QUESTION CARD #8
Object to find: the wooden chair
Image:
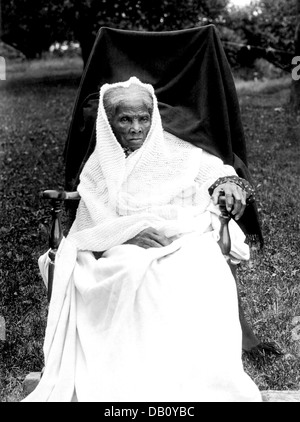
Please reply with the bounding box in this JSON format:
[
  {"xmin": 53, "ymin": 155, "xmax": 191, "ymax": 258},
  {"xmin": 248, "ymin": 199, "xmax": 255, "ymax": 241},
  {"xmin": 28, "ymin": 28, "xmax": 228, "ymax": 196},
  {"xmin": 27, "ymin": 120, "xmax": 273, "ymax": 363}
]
[
  {"xmin": 40, "ymin": 24, "xmax": 282, "ymax": 358},
  {"xmin": 23, "ymin": 24, "xmax": 284, "ymax": 399}
]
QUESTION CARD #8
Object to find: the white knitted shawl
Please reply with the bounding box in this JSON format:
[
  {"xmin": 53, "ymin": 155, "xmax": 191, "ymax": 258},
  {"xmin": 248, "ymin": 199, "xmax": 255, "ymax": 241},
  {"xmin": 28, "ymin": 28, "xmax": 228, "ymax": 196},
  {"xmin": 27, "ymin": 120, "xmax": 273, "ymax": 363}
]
[{"xmin": 68, "ymin": 77, "xmax": 236, "ymax": 252}]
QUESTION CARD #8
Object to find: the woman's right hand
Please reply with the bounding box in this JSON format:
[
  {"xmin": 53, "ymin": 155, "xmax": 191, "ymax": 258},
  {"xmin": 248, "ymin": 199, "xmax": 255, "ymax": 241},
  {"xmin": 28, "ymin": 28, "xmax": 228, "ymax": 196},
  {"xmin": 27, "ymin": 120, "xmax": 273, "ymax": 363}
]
[{"xmin": 124, "ymin": 227, "xmax": 173, "ymax": 249}]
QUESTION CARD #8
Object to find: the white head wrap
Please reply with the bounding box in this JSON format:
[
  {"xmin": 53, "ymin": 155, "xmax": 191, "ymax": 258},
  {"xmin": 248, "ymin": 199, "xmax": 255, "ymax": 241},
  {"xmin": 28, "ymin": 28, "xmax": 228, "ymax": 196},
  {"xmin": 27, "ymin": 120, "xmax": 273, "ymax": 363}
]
[{"xmin": 68, "ymin": 77, "xmax": 213, "ymax": 251}]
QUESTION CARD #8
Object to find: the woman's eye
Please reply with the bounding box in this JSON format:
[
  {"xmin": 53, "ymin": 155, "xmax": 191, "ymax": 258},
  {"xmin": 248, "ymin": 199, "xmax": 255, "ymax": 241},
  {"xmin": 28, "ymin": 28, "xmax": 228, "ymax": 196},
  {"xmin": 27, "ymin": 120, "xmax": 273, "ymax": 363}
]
[
  {"xmin": 142, "ymin": 116, "xmax": 149, "ymax": 122},
  {"xmin": 120, "ymin": 117, "xmax": 129, "ymax": 123}
]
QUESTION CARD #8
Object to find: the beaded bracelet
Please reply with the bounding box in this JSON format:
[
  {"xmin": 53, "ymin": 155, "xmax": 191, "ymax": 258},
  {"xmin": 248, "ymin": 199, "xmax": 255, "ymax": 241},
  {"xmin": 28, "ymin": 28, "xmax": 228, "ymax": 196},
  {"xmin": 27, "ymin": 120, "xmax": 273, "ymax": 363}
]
[{"xmin": 208, "ymin": 175, "xmax": 255, "ymax": 203}]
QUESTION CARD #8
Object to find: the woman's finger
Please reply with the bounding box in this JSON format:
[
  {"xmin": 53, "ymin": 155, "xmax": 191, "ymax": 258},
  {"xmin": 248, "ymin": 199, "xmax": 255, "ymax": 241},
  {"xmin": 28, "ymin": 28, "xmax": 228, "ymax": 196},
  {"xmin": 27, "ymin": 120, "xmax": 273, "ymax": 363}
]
[
  {"xmin": 148, "ymin": 231, "xmax": 172, "ymax": 247},
  {"xmin": 138, "ymin": 227, "xmax": 172, "ymax": 247},
  {"xmin": 231, "ymin": 186, "xmax": 247, "ymax": 220},
  {"xmin": 211, "ymin": 182, "xmax": 247, "ymax": 220},
  {"xmin": 211, "ymin": 185, "xmax": 225, "ymax": 205},
  {"xmin": 142, "ymin": 238, "xmax": 165, "ymax": 248}
]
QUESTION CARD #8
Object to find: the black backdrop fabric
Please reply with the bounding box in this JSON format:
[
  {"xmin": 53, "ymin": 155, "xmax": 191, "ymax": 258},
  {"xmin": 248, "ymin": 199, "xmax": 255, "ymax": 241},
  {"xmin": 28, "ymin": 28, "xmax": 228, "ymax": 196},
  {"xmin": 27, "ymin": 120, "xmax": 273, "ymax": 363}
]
[{"xmin": 63, "ymin": 24, "xmax": 263, "ymax": 244}]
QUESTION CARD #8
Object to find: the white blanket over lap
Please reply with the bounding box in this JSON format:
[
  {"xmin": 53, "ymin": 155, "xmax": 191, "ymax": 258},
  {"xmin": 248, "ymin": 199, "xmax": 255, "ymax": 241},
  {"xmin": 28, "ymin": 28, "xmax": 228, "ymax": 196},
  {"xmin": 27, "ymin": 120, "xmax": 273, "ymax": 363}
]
[{"xmin": 23, "ymin": 215, "xmax": 261, "ymax": 402}]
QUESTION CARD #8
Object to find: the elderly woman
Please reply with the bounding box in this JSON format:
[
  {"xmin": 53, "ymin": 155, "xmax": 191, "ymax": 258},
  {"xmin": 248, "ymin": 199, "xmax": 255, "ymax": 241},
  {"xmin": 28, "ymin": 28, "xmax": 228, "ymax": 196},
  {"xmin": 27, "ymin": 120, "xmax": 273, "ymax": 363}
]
[{"xmin": 24, "ymin": 77, "xmax": 261, "ymax": 402}]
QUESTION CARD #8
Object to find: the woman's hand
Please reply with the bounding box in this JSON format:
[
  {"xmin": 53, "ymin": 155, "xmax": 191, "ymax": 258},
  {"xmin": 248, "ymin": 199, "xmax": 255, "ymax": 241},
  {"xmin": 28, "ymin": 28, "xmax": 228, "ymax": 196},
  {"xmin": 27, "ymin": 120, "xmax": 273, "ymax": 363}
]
[
  {"xmin": 124, "ymin": 227, "xmax": 173, "ymax": 249},
  {"xmin": 211, "ymin": 182, "xmax": 247, "ymax": 220}
]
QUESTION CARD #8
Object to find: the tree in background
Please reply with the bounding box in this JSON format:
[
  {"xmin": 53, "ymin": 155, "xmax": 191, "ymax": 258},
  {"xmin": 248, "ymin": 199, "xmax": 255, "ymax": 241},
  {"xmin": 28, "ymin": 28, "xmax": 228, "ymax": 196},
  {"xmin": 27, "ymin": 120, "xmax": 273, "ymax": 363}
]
[
  {"xmin": 224, "ymin": 0, "xmax": 296, "ymax": 72},
  {"xmin": 1, "ymin": 0, "xmax": 229, "ymax": 62},
  {"xmin": 1, "ymin": 0, "xmax": 299, "ymax": 96},
  {"xmin": 1, "ymin": 0, "xmax": 75, "ymax": 58}
]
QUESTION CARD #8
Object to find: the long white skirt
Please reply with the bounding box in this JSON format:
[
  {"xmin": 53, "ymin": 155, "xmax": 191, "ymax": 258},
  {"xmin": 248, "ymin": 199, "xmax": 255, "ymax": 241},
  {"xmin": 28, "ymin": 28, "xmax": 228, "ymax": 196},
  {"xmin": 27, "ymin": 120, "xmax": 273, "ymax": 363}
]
[{"xmin": 24, "ymin": 229, "xmax": 262, "ymax": 402}]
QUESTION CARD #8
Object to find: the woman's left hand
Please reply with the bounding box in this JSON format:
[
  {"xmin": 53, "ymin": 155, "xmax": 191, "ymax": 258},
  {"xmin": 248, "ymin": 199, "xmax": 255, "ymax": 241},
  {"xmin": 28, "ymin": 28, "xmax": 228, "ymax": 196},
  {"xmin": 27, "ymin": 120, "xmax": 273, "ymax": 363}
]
[{"xmin": 211, "ymin": 182, "xmax": 247, "ymax": 220}]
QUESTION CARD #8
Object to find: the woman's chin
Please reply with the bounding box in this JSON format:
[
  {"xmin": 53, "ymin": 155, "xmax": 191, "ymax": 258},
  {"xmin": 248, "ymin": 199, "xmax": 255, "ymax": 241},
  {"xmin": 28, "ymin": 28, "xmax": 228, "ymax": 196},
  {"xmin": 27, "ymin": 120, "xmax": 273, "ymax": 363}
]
[{"xmin": 127, "ymin": 140, "xmax": 144, "ymax": 150}]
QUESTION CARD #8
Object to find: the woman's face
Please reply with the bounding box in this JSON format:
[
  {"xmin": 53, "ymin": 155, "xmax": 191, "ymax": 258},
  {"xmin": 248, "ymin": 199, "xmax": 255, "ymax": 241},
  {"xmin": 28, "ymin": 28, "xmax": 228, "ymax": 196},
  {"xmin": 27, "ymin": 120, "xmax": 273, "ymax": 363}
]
[{"xmin": 110, "ymin": 96, "xmax": 152, "ymax": 151}]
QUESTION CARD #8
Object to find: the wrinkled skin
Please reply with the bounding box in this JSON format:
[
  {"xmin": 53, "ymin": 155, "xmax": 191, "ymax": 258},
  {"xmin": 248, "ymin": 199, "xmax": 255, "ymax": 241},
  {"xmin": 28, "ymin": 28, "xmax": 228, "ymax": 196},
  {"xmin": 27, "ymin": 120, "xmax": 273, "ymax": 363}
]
[
  {"xmin": 110, "ymin": 97, "xmax": 151, "ymax": 152},
  {"xmin": 124, "ymin": 227, "xmax": 173, "ymax": 249},
  {"xmin": 211, "ymin": 182, "xmax": 247, "ymax": 221}
]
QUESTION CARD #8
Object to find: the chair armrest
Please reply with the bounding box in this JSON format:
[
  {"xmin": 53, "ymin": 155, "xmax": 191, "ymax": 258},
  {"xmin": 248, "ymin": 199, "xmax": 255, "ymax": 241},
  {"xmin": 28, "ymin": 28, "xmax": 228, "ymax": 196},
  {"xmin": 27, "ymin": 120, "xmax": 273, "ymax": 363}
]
[
  {"xmin": 41, "ymin": 190, "xmax": 80, "ymax": 249},
  {"xmin": 217, "ymin": 195, "xmax": 231, "ymax": 259},
  {"xmin": 42, "ymin": 190, "xmax": 81, "ymax": 201},
  {"xmin": 217, "ymin": 194, "xmax": 253, "ymax": 263},
  {"xmin": 41, "ymin": 190, "xmax": 80, "ymax": 301}
]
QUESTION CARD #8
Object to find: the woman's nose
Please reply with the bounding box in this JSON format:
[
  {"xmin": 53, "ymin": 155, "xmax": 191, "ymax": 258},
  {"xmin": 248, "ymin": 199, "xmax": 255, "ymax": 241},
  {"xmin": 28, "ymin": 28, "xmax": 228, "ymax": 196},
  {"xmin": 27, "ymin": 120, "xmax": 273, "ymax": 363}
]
[{"xmin": 130, "ymin": 119, "xmax": 142, "ymax": 133}]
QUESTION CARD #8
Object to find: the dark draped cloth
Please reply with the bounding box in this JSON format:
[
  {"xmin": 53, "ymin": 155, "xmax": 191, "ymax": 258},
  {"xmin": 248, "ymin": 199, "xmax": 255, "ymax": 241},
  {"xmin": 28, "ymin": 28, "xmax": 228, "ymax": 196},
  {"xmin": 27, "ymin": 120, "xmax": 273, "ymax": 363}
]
[{"xmin": 63, "ymin": 24, "xmax": 263, "ymax": 244}]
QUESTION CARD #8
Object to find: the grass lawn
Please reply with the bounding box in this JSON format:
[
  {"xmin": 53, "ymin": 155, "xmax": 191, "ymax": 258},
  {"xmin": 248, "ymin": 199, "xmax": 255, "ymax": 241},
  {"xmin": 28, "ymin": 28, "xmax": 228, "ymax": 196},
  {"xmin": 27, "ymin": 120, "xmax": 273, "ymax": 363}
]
[{"xmin": 0, "ymin": 57, "xmax": 299, "ymax": 401}]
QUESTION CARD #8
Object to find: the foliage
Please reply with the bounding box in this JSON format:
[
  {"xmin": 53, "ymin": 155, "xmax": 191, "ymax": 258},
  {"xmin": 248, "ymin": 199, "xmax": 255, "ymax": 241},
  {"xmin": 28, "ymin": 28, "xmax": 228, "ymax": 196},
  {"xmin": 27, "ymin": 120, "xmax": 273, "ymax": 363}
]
[
  {"xmin": 224, "ymin": 0, "xmax": 297, "ymax": 71},
  {"xmin": 1, "ymin": 0, "xmax": 229, "ymax": 61},
  {"xmin": 0, "ymin": 57, "xmax": 299, "ymax": 401},
  {"xmin": 1, "ymin": 0, "xmax": 298, "ymax": 72},
  {"xmin": 1, "ymin": 0, "xmax": 74, "ymax": 57},
  {"xmin": 253, "ymin": 0, "xmax": 297, "ymax": 52}
]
